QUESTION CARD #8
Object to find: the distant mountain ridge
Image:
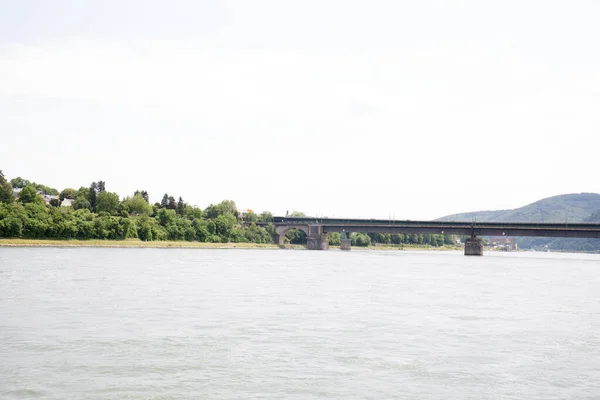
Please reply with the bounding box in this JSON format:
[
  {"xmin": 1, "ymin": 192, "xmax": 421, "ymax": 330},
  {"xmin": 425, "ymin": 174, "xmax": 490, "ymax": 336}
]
[
  {"xmin": 437, "ymin": 193, "xmax": 600, "ymax": 252},
  {"xmin": 438, "ymin": 193, "xmax": 600, "ymax": 223}
]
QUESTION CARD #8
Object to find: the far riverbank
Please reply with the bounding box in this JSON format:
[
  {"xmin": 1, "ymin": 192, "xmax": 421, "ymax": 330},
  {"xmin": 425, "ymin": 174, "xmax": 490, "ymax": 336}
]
[
  {"xmin": 0, "ymin": 239, "xmax": 462, "ymax": 251},
  {"xmin": 0, "ymin": 239, "xmax": 283, "ymax": 249}
]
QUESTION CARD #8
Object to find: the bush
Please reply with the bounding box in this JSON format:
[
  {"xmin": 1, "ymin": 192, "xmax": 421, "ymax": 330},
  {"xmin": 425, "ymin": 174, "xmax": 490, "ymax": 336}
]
[{"xmin": 352, "ymin": 233, "xmax": 371, "ymax": 247}]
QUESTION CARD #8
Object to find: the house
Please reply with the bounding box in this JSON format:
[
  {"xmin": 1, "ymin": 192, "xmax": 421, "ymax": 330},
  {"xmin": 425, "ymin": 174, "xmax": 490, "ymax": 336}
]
[
  {"xmin": 61, "ymin": 198, "xmax": 74, "ymax": 207},
  {"xmin": 37, "ymin": 191, "xmax": 59, "ymax": 204},
  {"xmin": 10, "ymin": 187, "xmax": 66, "ymax": 205}
]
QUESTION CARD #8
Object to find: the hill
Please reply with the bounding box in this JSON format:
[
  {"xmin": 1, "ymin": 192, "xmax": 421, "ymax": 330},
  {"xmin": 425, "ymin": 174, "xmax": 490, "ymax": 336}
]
[
  {"xmin": 439, "ymin": 193, "xmax": 600, "ymax": 223},
  {"xmin": 438, "ymin": 193, "xmax": 600, "ymax": 252}
]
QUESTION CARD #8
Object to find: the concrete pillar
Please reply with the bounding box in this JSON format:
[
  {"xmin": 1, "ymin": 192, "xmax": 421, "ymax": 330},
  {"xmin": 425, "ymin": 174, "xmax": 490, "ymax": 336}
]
[
  {"xmin": 306, "ymin": 226, "xmax": 328, "ymax": 250},
  {"xmin": 340, "ymin": 239, "xmax": 352, "ymax": 251},
  {"xmin": 307, "ymin": 233, "xmax": 329, "ymax": 250},
  {"xmin": 464, "ymin": 236, "xmax": 483, "ymax": 256}
]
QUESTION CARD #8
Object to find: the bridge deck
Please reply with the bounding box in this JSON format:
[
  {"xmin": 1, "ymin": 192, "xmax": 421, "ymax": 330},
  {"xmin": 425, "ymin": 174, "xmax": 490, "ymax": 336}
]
[{"xmin": 271, "ymin": 217, "xmax": 600, "ymax": 239}]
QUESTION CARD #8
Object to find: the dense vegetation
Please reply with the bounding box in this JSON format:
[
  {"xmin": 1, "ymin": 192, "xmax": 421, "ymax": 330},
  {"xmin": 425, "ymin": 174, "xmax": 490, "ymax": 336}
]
[
  {"xmin": 285, "ymin": 228, "xmax": 454, "ymax": 247},
  {"xmin": 438, "ymin": 193, "xmax": 600, "ymax": 252},
  {"xmin": 0, "ymin": 171, "xmax": 455, "ymax": 247},
  {"xmin": 0, "ymin": 171, "xmax": 275, "ymax": 243}
]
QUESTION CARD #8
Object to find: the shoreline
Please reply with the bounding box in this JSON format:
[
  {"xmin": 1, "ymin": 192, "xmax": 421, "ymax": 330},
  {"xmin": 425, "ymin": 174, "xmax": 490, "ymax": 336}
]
[
  {"xmin": 0, "ymin": 239, "xmax": 285, "ymax": 249},
  {"xmin": 0, "ymin": 238, "xmax": 461, "ymax": 251}
]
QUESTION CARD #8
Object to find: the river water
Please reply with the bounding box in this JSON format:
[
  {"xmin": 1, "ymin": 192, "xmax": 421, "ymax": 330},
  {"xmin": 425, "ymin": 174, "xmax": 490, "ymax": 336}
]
[{"xmin": 1, "ymin": 248, "xmax": 599, "ymax": 399}]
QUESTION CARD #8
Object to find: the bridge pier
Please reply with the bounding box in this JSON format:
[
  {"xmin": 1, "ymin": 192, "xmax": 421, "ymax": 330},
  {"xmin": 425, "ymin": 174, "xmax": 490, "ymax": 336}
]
[
  {"xmin": 340, "ymin": 231, "xmax": 351, "ymax": 251},
  {"xmin": 340, "ymin": 239, "xmax": 351, "ymax": 250},
  {"xmin": 464, "ymin": 236, "xmax": 483, "ymax": 256},
  {"xmin": 306, "ymin": 225, "xmax": 329, "ymax": 250},
  {"xmin": 307, "ymin": 233, "xmax": 329, "ymax": 250},
  {"xmin": 275, "ymin": 234, "xmax": 285, "ymax": 246}
]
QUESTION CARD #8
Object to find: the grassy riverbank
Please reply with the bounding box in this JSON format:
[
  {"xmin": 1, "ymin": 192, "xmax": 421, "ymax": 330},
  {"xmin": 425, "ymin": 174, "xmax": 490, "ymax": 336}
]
[
  {"xmin": 0, "ymin": 238, "xmax": 462, "ymax": 251},
  {"xmin": 0, "ymin": 238, "xmax": 284, "ymax": 249},
  {"xmin": 347, "ymin": 244, "xmax": 463, "ymax": 251}
]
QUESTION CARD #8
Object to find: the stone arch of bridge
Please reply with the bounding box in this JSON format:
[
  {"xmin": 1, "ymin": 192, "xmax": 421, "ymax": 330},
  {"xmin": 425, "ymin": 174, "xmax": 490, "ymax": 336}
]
[{"xmin": 274, "ymin": 225, "xmax": 310, "ymax": 245}]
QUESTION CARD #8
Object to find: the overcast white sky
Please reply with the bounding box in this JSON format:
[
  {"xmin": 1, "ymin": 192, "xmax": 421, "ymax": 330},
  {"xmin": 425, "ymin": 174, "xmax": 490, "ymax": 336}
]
[{"xmin": 1, "ymin": 0, "xmax": 598, "ymax": 219}]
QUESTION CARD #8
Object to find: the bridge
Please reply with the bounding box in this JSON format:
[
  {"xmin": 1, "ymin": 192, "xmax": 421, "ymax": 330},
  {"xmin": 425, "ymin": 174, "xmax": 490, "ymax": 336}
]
[{"xmin": 270, "ymin": 217, "xmax": 600, "ymax": 255}]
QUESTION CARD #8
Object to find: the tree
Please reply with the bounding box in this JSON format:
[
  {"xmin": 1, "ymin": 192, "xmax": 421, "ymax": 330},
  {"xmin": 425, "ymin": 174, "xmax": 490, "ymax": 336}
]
[
  {"xmin": 97, "ymin": 181, "xmax": 106, "ymax": 193},
  {"xmin": 49, "ymin": 198, "xmax": 61, "ymax": 207},
  {"xmin": 192, "ymin": 218, "xmax": 211, "ymax": 242},
  {"xmin": 285, "ymin": 228, "xmax": 307, "ymax": 244},
  {"xmin": 122, "ymin": 194, "xmax": 153, "ymax": 215},
  {"xmin": 10, "ymin": 176, "xmax": 30, "ymax": 188},
  {"xmin": 205, "ymin": 200, "xmax": 238, "ymax": 219},
  {"xmin": 59, "ymin": 188, "xmax": 77, "ymax": 201},
  {"xmin": 243, "ymin": 211, "xmax": 258, "ymax": 223},
  {"xmin": 33, "ymin": 183, "xmax": 58, "ymax": 195},
  {"xmin": 89, "ymin": 183, "xmax": 98, "ymax": 212},
  {"xmin": 19, "ymin": 185, "xmax": 44, "ymax": 205},
  {"xmin": 187, "ymin": 206, "xmax": 203, "ymax": 219},
  {"xmin": 329, "ymin": 232, "xmax": 341, "ymax": 246},
  {"xmin": 444, "ymin": 234, "xmax": 455, "ymax": 245},
  {"xmin": 0, "ymin": 184, "xmax": 13, "ymax": 204},
  {"xmin": 156, "ymin": 208, "xmax": 176, "ymax": 226},
  {"xmin": 221, "ymin": 200, "xmax": 238, "ymax": 216},
  {"xmin": 204, "ymin": 203, "xmax": 221, "ymax": 219},
  {"xmin": 73, "ymin": 197, "xmax": 91, "ymax": 211},
  {"xmin": 76, "ymin": 186, "xmax": 90, "ymax": 200},
  {"xmin": 160, "ymin": 193, "xmax": 169, "ymax": 208},
  {"xmin": 432, "ymin": 234, "xmax": 444, "ymax": 247},
  {"xmin": 214, "ymin": 213, "xmax": 236, "ymax": 240},
  {"xmin": 177, "ymin": 197, "xmax": 185, "ymax": 215},
  {"xmin": 259, "ymin": 211, "xmax": 274, "ymax": 223},
  {"xmin": 96, "ymin": 191, "xmax": 120, "ymax": 214},
  {"xmin": 136, "ymin": 214, "xmax": 154, "ymax": 241},
  {"xmin": 391, "ymin": 234, "xmax": 404, "ymax": 244},
  {"xmin": 134, "ymin": 190, "xmax": 150, "ymax": 203},
  {"xmin": 167, "ymin": 196, "xmax": 176, "ymax": 210},
  {"xmin": 0, "ymin": 170, "xmax": 14, "ymax": 204},
  {"xmin": 370, "ymin": 233, "xmax": 390, "ymax": 244},
  {"xmin": 0, "ymin": 210, "xmax": 23, "ymax": 237},
  {"xmin": 352, "ymin": 233, "xmax": 371, "ymax": 247}
]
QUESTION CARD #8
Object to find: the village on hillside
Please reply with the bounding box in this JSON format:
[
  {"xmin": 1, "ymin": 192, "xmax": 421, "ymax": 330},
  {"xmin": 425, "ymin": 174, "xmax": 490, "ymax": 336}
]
[{"xmin": 11, "ymin": 187, "xmax": 74, "ymax": 207}]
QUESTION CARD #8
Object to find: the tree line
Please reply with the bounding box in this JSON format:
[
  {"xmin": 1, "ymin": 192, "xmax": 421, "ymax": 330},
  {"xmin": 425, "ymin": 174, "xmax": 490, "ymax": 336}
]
[
  {"xmin": 285, "ymin": 229, "xmax": 455, "ymax": 247},
  {"xmin": 0, "ymin": 171, "xmax": 275, "ymax": 243},
  {"xmin": 0, "ymin": 171, "xmax": 458, "ymax": 247}
]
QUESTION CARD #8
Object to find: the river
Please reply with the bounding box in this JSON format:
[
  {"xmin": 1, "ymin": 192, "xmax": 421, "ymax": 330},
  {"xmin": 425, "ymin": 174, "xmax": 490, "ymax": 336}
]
[{"xmin": 1, "ymin": 248, "xmax": 599, "ymax": 399}]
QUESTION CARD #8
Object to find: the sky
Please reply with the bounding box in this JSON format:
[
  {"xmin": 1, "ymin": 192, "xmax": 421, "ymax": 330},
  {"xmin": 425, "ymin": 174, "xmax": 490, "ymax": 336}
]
[{"xmin": 1, "ymin": 0, "xmax": 599, "ymax": 220}]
